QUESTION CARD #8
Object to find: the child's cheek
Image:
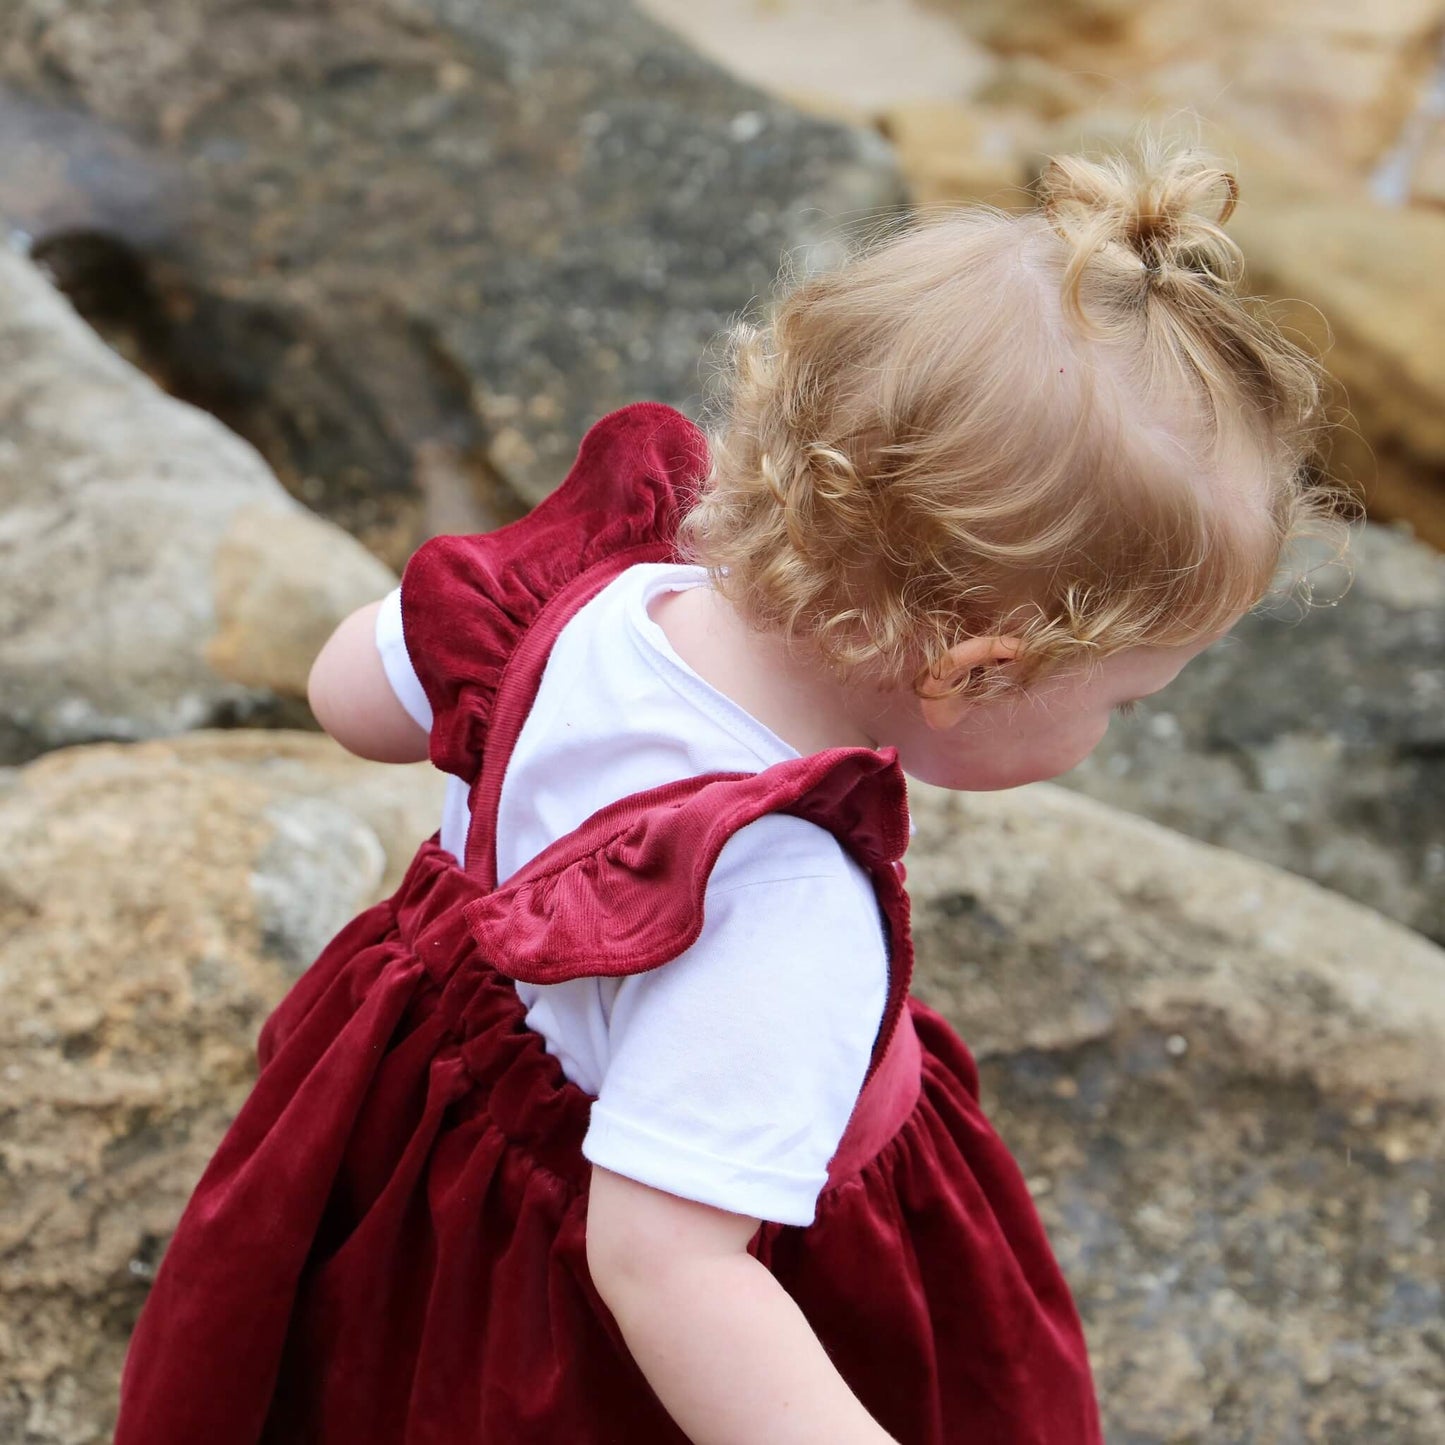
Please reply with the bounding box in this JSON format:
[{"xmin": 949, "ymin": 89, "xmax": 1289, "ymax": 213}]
[{"xmin": 1021, "ymin": 714, "xmax": 1112, "ymax": 785}]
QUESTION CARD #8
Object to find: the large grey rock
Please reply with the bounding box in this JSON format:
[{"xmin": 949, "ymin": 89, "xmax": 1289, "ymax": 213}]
[
  {"xmin": 0, "ymin": 731, "xmax": 444, "ymax": 1444},
  {"xmin": 1063, "ymin": 523, "xmax": 1445, "ymax": 944},
  {"xmin": 907, "ymin": 780, "xmax": 1445, "ymax": 1445},
  {"xmin": 0, "ymin": 249, "xmax": 397, "ymax": 764},
  {"xmin": 0, "ymin": 0, "xmax": 905, "ymax": 563}
]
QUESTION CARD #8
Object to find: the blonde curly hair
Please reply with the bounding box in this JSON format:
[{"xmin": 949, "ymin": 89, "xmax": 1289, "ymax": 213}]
[{"xmin": 678, "ymin": 136, "xmax": 1347, "ymax": 698}]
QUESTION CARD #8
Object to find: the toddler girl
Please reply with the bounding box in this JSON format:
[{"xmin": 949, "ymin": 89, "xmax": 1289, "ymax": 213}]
[{"xmin": 115, "ymin": 139, "xmax": 1334, "ymax": 1444}]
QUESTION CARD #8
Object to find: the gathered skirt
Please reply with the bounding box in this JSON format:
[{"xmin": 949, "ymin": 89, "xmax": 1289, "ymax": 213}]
[{"xmin": 115, "ymin": 837, "xmax": 1100, "ymax": 1444}]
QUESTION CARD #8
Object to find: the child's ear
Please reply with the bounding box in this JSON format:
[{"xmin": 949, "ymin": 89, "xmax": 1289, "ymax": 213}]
[{"xmin": 917, "ymin": 636, "xmax": 1020, "ymax": 731}]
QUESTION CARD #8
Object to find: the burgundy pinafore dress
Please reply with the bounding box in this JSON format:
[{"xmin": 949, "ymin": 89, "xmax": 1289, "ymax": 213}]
[{"xmin": 115, "ymin": 403, "xmax": 1102, "ymax": 1444}]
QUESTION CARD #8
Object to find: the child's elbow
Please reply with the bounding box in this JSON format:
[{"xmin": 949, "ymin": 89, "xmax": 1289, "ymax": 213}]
[
  {"xmin": 585, "ymin": 1198, "xmax": 640, "ymax": 1307},
  {"xmin": 305, "ymin": 653, "xmax": 331, "ymax": 728},
  {"xmin": 304, "ymin": 602, "xmax": 430, "ymax": 763},
  {"xmin": 586, "ymin": 1167, "xmax": 760, "ymax": 1317},
  {"xmin": 587, "ymin": 1174, "xmax": 675, "ymax": 1324},
  {"xmin": 306, "ymin": 638, "xmax": 351, "ymax": 742}
]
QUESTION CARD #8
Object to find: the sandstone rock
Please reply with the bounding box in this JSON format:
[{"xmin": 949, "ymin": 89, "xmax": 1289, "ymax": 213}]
[
  {"xmin": 1233, "ymin": 199, "xmax": 1445, "ymax": 535},
  {"xmin": 0, "ymin": 731, "xmax": 444, "ymax": 1444},
  {"xmin": 1407, "ymin": 111, "xmax": 1445, "ymax": 207},
  {"xmin": 1064, "ymin": 524, "xmax": 1445, "ymax": 945},
  {"xmin": 907, "ymin": 779, "xmax": 1445, "ymax": 1444},
  {"xmin": 941, "ymin": 0, "xmax": 1444, "ymax": 175},
  {"xmin": 0, "ymin": 249, "xmax": 398, "ymax": 764},
  {"xmin": 636, "ymin": 0, "xmax": 995, "ymax": 119},
  {"xmin": 877, "ymin": 101, "xmax": 1038, "ymax": 208},
  {"xmin": 971, "ymin": 52, "xmax": 1102, "ymax": 120},
  {"xmin": 206, "ymin": 503, "xmax": 397, "ymax": 698},
  {"xmin": 0, "ymin": 0, "xmax": 905, "ymax": 559},
  {"xmin": 944, "ymin": 0, "xmax": 1146, "ymax": 59}
]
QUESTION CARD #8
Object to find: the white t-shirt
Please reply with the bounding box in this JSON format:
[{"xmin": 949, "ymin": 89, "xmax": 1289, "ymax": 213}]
[{"xmin": 375, "ymin": 562, "xmax": 890, "ymax": 1225}]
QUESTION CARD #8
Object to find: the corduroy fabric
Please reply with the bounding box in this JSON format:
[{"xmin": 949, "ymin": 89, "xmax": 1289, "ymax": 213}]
[{"xmin": 114, "ymin": 402, "xmax": 1101, "ymax": 1444}]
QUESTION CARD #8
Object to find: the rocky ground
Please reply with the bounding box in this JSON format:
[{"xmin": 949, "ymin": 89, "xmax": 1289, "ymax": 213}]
[
  {"xmin": 1066, "ymin": 526, "xmax": 1445, "ymax": 946},
  {"xmin": 0, "ymin": 1, "xmax": 1441, "ymax": 1442},
  {"xmin": 0, "ymin": 735, "xmax": 445, "ymax": 1445},
  {"xmin": 908, "ymin": 783, "xmax": 1445, "ymax": 1445}
]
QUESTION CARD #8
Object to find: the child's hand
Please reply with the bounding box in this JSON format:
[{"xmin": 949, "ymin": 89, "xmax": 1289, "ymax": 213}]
[
  {"xmin": 307, "ymin": 600, "xmax": 430, "ymax": 764},
  {"xmin": 587, "ymin": 1167, "xmax": 899, "ymax": 1445}
]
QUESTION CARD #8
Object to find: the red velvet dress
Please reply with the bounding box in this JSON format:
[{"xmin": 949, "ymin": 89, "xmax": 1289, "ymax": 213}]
[{"xmin": 115, "ymin": 403, "xmax": 1102, "ymax": 1444}]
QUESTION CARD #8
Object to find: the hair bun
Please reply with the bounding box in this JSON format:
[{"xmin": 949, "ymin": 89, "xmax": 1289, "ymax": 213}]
[{"xmin": 1038, "ymin": 140, "xmax": 1243, "ymax": 299}]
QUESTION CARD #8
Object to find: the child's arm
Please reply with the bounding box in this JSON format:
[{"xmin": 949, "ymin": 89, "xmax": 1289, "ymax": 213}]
[
  {"xmin": 307, "ymin": 600, "xmax": 431, "ymax": 764},
  {"xmin": 587, "ymin": 1167, "xmax": 899, "ymax": 1445}
]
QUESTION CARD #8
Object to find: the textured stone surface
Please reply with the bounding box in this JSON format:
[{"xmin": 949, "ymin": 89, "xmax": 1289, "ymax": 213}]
[
  {"xmin": 1231, "ymin": 200, "xmax": 1445, "ymax": 547},
  {"xmin": 0, "ymin": 249, "xmax": 397, "ymax": 765},
  {"xmin": 0, "ymin": 732, "xmax": 444, "ymax": 1444},
  {"xmin": 937, "ymin": 0, "xmax": 1445, "ymax": 174},
  {"xmin": 1064, "ymin": 524, "xmax": 1445, "ymax": 945},
  {"xmin": 1409, "ymin": 110, "xmax": 1445, "ymax": 207},
  {"xmin": 636, "ymin": 0, "xmax": 994, "ymax": 115},
  {"xmin": 907, "ymin": 781, "xmax": 1445, "ymax": 1445},
  {"xmin": 0, "ymin": 0, "xmax": 905, "ymax": 563},
  {"xmin": 877, "ymin": 100, "xmax": 1040, "ymax": 209},
  {"xmin": 641, "ymin": 0, "xmax": 1445, "ymax": 179}
]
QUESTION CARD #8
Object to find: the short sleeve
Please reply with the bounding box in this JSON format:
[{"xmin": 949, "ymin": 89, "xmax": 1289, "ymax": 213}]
[
  {"xmin": 581, "ymin": 815, "xmax": 888, "ymax": 1226},
  {"xmin": 375, "ymin": 587, "xmax": 434, "ymax": 732}
]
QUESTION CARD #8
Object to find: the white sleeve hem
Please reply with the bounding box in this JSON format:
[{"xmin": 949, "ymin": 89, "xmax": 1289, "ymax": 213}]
[
  {"xmin": 583, "ymin": 1106, "xmax": 825, "ymax": 1227},
  {"xmin": 375, "ymin": 587, "xmax": 434, "ymax": 732}
]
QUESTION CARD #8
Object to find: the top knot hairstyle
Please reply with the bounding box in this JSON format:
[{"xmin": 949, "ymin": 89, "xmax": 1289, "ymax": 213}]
[
  {"xmin": 679, "ymin": 135, "xmax": 1346, "ymax": 698},
  {"xmin": 1040, "ymin": 146, "xmax": 1240, "ymax": 318}
]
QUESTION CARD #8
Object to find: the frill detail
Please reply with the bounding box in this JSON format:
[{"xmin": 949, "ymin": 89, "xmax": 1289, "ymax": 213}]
[
  {"xmin": 463, "ymin": 748, "xmax": 909, "ymax": 984},
  {"xmin": 400, "ymin": 402, "xmax": 708, "ymax": 782}
]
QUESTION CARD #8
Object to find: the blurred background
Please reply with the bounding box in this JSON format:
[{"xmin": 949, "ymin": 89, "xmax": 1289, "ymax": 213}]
[{"xmin": 0, "ymin": 2, "xmax": 1441, "ymax": 1442}]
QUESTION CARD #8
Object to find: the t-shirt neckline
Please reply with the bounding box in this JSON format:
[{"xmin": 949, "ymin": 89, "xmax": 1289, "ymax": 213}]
[{"xmin": 625, "ymin": 564, "xmax": 803, "ymax": 768}]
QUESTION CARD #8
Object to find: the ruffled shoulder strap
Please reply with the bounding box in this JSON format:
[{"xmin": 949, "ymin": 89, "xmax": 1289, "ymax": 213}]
[
  {"xmin": 464, "ymin": 745, "xmax": 916, "ymax": 1081},
  {"xmin": 399, "ymin": 401, "xmax": 707, "ymax": 785},
  {"xmin": 464, "ymin": 747, "xmax": 909, "ymax": 979}
]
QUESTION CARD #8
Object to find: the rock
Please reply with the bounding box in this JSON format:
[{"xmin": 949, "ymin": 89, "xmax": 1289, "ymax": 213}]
[
  {"xmin": 1232, "ymin": 198, "xmax": 1445, "ymax": 547},
  {"xmin": 206, "ymin": 503, "xmax": 397, "ymax": 698},
  {"xmin": 907, "ymin": 780, "xmax": 1445, "ymax": 1444},
  {"xmin": 1407, "ymin": 110, "xmax": 1445, "ymax": 207},
  {"xmin": 0, "ymin": 731, "xmax": 444, "ymax": 1444},
  {"xmin": 972, "ymin": 52, "xmax": 1102, "ymax": 119},
  {"xmin": 0, "ymin": 0, "xmax": 906, "ymax": 560},
  {"xmin": 1063, "ymin": 524, "xmax": 1445, "ymax": 944},
  {"xmin": 877, "ymin": 101, "xmax": 1039, "ymax": 208},
  {"xmin": 635, "ymin": 0, "xmax": 996, "ymax": 120},
  {"xmin": 942, "ymin": 0, "xmax": 1444, "ymax": 175},
  {"xmin": 0, "ymin": 249, "xmax": 397, "ymax": 764}
]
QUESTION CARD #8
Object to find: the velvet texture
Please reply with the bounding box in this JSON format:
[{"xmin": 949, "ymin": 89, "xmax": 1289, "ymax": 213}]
[{"xmin": 114, "ymin": 403, "xmax": 1101, "ymax": 1443}]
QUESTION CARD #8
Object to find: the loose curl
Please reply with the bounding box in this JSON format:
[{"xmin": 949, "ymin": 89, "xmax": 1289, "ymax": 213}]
[{"xmin": 678, "ymin": 134, "xmax": 1350, "ymax": 698}]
